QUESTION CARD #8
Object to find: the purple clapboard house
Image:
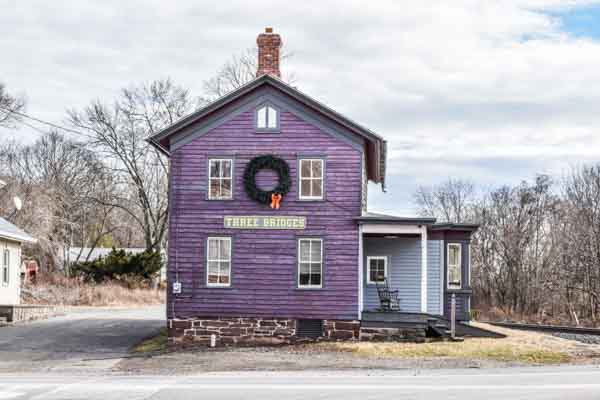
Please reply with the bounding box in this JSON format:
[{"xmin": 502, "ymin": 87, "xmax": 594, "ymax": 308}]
[{"xmin": 148, "ymin": 28, "xmax": 478, "ymax": 345}]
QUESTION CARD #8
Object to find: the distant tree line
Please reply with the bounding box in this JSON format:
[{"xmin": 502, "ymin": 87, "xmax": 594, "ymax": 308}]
[{"xmin": 415, "ymin": 171, "xmax": 600, "ymax": 326}]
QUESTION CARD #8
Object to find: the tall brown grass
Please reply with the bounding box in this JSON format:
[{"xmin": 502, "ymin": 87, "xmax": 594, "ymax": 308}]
[{"xmin": 22, "ymin": 272, "xmax": 165, "ymax": 306}]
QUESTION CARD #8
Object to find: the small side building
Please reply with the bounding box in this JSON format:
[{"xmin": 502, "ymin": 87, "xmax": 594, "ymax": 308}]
[{"xmin": 0, "ymin": 217, "xmax": 36, "ymax": 305}]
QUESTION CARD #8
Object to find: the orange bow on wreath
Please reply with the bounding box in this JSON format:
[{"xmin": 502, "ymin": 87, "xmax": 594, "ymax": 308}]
[{"xmin": 270, "ymin": 193, "xmax": 282, "ymax": 209}]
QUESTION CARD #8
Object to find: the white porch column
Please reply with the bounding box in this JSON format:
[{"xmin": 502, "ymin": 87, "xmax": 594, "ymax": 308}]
[
  {"xmin": 420, "ymin": 225, "xmax": 428, "ymax": 313},
  {"xmin": 358, "ymin": 225, "xmax": 364, "ymax": 318}
]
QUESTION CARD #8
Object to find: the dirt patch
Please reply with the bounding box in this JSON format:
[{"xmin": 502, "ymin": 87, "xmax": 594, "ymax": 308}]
[
  {"xmin": 471, "ymin": 322, "xmax": 600, "ymax": 359},
  {"xmin": 116, "ymin": 323, "xmax": 600, "ymax": 375}
]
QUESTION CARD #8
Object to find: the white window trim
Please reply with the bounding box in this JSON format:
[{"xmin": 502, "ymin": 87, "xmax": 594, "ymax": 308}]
[
  {"xmin": 447, "ymin": 243, "xmax": 462, "ymax": 289},
  {"xmin": 256, "ymin": 104, "xmax": 279, "ymax": 130},
  {"xmin": 2, "ymin": 249, "xmax": 9, "ymax": 286},
  {"xmin": 208, "ymin": 159, "xmax": 233, "ymax": 200},
  {"xmin": 298, "ymin": 158, "xmax": 324, "ymax": 200},
  {"xmin": 297, "ymin": 238, "xmax": 323, "ymax": 289},
  {"xmin": 206, "ymin": 237, "xmax": 232, "ymax": 287},
  {"xmin": 366, "ymin": 256, "xmax": 388, "ymax": 285}
]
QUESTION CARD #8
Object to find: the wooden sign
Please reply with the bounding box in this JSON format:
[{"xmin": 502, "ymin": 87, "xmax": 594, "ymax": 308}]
[{"xmin": 224, "ymin": 215, "xmax": 306, "ymax": 230}]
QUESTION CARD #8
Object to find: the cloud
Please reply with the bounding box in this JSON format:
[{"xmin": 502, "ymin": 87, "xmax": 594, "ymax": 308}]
[{"xmin": 1, "ymin": 0, "xmax": 600, "ymax": 214}]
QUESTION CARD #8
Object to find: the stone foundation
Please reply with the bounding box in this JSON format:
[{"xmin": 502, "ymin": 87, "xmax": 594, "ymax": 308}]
[
  {"xmin": 168, "ymin": 316, "xmax": 429, "ymax": 346},
  {"xmin": 323, "ymin": 320, "xmax": 361, "ymax": 340},
  {"xmin": 359, "ymin": 326, "xmax": 427, "ymax": 342},
  {"xmin": 168, "ymin": 317, "xmax": 297, "ymax": 346}
]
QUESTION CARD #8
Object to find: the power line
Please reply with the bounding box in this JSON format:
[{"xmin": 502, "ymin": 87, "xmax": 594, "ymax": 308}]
[{"xmin": 0, "ymin": 106, "xmax": 91, "ymax": 138}]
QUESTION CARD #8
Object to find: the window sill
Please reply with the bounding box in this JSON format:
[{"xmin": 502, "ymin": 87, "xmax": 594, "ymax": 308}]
[
  {"xmin": 297, "ymin": 198, "xmax": 325, "ymax": 202},
  {"xmin": 206, "ymin": 285, "xmax": 233, "ymax": 289},
  {"xmin": 296, "ymin": 286, "xmax": 323, "ymax": 291},
  {"xmin": 255, "ymin": 129, "xmax": 280, "ymax": 134},
  {"xmin": 206, "ymin": 198, "xmax": 234, "ymax": 201}
]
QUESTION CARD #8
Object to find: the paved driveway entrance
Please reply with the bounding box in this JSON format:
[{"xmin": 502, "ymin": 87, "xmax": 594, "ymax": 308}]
[{"xmin": 0, "ymin": 306, "xmax": 164, "ymax": 373}]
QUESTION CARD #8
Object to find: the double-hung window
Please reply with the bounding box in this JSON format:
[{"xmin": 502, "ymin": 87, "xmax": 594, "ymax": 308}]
[
  {"xmin": 298, "ymin": 238, "xmax": 323, "ymax": 288},
  {"xmin": 299, "ymin": 159, "xmax": 324, "ymax": 200},
  {"xmin": 207, "ymin": 237, "xmax": 231, "ymax": 287},
  {"xmin": 256, "ymin": 104, "xmax": 279, "ymax": 130},
  {"xmin": 208, "ymin": 159, "xmax": 232, "ymax": 200},
  {"xmin": 367, "ymin": 256, "xmax": 387, "ymax": 285},
  {"xmin": 447, "ymin": 243, "xmax": 462, "ymax": 289},
  {"xmin": 2, "ymin": 249, "xmax": 9, "ymax": 285}
]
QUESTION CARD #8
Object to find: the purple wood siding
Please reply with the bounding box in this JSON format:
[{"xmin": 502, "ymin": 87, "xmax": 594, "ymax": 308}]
[{"xmin": 168, "ymin": 107, "xmax": 362, "ymax": 321}]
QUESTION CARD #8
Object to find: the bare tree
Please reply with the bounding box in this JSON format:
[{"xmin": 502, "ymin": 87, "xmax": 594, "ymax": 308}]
[
  {"xmin": 414, "ymin": 178, "xmax": 476, "ymax": 223},
  {"xmin": 202, "ymin": 47, "xmax": 296, "ymax": 101},
  {"xmin": 559, "ymin": 165, "xmax": 600, "ymax": 323},
  {"xmin": 0, "ymin": 131, "xmax": 115, "ymax": 271},
  {"xmin": 68, "ymin": 79, "xmax": 195, "ymax": 251},
  {"xmin": 0, "ymin": 83, "xmax": 26, "ymax": 128},
  {"xmin": 474, "ymin": 176, "xmax": 558, "ymax": 316}
]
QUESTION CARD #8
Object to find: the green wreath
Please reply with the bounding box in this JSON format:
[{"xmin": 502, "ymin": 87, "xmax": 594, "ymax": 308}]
[{"xmin": 243, "ymin": 155, "xmax": 291, "ymax": 205}]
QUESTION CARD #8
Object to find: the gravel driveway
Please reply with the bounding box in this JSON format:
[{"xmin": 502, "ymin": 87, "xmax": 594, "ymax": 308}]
[{"xmin": 0, "ymin": 306, "xmax": 164, "ymax": 373}]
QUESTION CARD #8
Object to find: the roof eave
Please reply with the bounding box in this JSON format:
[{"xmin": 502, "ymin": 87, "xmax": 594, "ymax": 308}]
[
  {"xmin": 355, "ymin": 216, "xmax": 437, "ymax": 226},
  {"xmin": 146, "ymin": 136, "xmax": 171, "ymax": 157},
  {"xmin": 0, "ymin": 233, "xmax": 37, "ymax": 244},
  {"xmin": 430, "ymin": 223, "xmax": 480, "ymax": 232}
]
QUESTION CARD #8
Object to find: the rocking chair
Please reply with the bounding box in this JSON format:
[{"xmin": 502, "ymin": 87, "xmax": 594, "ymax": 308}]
[{"xmin": 376, "ymin": 278, "xmax": 400, "ymax": 312}]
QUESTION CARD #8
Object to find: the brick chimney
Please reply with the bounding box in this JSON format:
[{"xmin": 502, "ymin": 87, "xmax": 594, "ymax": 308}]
[{"xmin": 256, "ymin": 27, "xmax": 282, "ymax": 78}]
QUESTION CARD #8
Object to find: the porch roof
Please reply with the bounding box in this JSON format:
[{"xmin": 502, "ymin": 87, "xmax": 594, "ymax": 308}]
[
  {"xmin": 430, "ymin": 222, "xmax": 479, "ymax": 232},
  {"xmin": 355, "ymin": 212, "xmax": 436, "ymax": 226}
]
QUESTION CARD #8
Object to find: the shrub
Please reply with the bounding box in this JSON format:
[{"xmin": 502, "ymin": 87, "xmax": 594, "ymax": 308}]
[{"xmin": 71, "ymin": 248, "xmax": 162, "ymax": 286}]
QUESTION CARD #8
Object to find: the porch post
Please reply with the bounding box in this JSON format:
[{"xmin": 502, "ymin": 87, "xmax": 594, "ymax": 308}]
[
  {"xmin": 358, "ymin": 225, "xmax": 364, "ymax": 318},
  {"xmin": 420, "ymin": 225, "xmax": 428, "ymax": 313}
]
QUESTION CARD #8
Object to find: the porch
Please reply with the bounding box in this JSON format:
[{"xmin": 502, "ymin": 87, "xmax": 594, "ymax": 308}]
[
  {"xmin": 357, "ymin": 213, "xmax": 442, "ymax": 316},
  {"xmin": 360, "ymin": 310, "xmax": 504, "ymax": 339}
]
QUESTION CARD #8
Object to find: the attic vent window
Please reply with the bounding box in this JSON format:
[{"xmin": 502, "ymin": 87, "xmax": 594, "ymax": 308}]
[{"xmin": 256, "ymin": 104, "xmax": 279, "ymax": 131}]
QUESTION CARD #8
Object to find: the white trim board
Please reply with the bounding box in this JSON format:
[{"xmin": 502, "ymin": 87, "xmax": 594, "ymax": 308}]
[
  {"xmin": 361, "ymin": 224, "xmax": 422, "ymax": 235},
  {"xmin": 420, "ymin": 225, "xmax": 428, "ymax": 313}
]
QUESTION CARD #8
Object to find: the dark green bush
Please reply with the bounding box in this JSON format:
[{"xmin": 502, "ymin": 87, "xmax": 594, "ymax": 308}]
[{"xmin": 71, "ymin": 248, "xmax": 162, "ymax": 286}]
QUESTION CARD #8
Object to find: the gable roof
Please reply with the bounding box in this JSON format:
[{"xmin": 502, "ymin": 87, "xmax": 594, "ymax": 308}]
[
  {"xmin": 147, "ymin": 74, "xmax": 387, "ymax": 188},
  {"xmin": 0, "ymin": 217, "xmax": 36, "ymax": 244}
]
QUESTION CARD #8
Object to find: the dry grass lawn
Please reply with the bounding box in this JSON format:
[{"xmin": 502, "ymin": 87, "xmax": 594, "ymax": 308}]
[
  {"xmin": 120, "ymin": 323, "xmax": 600, "ymax": 374},
  {"xmin": 317, "ymin": 323, "xmax": 600, "ymax": 365},
  {"xmin": 22, "ymin": 273, "xmax": 165, "ymax": 306}
]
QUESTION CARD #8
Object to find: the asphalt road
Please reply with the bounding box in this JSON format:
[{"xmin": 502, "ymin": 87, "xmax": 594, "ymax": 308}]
[
  {"xmin": 0, "ymin": 306, "xmax": 164, "ymax": 373},
  {"xmin": 1, "ymin": 368, "xmax": 600, "ymax": 399}
]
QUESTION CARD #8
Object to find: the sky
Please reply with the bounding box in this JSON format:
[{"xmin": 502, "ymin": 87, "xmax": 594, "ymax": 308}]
[{"xmin": 1, "ymin": 0, "xmax": 600, "ymax": 215}]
